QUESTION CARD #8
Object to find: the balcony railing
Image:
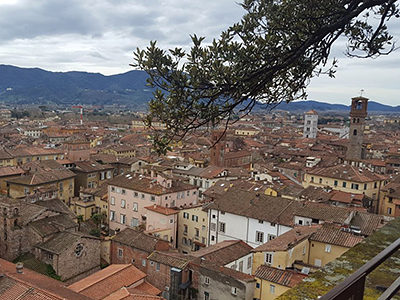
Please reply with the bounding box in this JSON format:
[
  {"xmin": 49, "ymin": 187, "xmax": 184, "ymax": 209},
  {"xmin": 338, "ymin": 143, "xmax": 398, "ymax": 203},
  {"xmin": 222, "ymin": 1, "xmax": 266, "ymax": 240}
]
[{"xmin": 320, "ymin": 237, "xmax": 400, "ymax": 300}]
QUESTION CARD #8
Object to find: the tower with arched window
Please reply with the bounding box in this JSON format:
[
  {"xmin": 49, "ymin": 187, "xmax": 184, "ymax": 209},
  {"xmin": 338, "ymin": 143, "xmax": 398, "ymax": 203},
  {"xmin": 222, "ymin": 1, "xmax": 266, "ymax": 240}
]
[{"xmin": 346, "ymin": 96, "xmax": 368, "ymax": 161}]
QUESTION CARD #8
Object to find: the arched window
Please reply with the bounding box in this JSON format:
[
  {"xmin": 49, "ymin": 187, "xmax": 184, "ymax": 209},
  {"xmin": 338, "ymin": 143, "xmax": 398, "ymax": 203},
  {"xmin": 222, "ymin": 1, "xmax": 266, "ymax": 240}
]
[
  {"xmin": 356, "ymin": 101, "xmax": 362, "ymax": 110},
  {"xmin": 353, "ymin": 129, "xmax": 358, "ymax": 136},
  {"xmin": 353, "ymin": 118, "xmax": 356, "ymax": 123}
]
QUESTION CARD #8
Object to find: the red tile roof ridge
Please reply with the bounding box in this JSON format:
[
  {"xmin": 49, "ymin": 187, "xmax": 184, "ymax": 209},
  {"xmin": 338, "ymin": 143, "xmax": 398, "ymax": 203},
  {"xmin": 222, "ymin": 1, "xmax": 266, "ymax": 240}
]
[{"xmin": 68, "ymin": 264, "xmax": 135, "ymax": 292}]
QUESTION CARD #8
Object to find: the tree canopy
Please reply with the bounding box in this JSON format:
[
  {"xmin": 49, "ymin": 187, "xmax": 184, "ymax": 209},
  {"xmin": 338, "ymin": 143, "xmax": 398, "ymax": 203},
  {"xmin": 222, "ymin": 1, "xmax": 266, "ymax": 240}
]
[{"xmin": 133, "ymin": 0, "xmax": 399, "ymax": 154}]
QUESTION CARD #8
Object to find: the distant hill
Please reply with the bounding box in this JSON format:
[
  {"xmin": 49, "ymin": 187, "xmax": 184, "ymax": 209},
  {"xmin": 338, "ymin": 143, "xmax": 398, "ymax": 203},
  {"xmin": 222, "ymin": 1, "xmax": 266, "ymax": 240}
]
[
  {"xmin": 0, "ymin": 65, "xmax": 152, "ymax": 108},
  {"xmin": 0, "ymin": 65, "xmax": 399, "ymax": 113}
]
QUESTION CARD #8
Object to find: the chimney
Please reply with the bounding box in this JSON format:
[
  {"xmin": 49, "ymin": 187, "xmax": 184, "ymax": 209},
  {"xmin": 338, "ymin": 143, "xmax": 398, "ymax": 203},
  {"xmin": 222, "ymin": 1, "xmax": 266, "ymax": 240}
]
[{"xmin": 16, "ymin": 262, "xmax": 23, "ymax": 274}]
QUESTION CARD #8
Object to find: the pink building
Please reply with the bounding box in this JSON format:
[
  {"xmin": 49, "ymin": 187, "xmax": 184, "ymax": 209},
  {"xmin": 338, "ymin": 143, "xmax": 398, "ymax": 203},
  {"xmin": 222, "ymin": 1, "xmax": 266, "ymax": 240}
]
[
  {"xmin": 144, "ymin": 205, "xmax": 179, "ymax": 247},
  {"xmin": 108, "ymin": 173, "xmax": 198, "ymax": 234}
]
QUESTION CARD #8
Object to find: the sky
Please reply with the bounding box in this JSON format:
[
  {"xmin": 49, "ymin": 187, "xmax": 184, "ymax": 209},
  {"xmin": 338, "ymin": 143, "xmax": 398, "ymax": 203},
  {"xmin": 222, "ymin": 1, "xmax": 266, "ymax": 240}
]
[{"xmin": 0, "ymin": 0, "xmax": 399, "ymax": 106}]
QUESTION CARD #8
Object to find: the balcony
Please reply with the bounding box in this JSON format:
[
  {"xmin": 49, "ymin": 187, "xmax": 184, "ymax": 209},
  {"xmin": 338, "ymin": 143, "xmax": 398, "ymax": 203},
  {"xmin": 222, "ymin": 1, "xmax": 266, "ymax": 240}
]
[{"xmin": 279, "ymin": 218, "xmax": 400, "ymax": 299}]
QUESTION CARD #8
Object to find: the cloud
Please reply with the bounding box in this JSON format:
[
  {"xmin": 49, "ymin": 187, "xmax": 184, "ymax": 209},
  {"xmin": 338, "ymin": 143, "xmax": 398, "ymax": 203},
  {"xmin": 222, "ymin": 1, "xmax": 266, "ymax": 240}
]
[{"xmin": 0, "ymin": 0, "xmax": 398, "ymax": 105}]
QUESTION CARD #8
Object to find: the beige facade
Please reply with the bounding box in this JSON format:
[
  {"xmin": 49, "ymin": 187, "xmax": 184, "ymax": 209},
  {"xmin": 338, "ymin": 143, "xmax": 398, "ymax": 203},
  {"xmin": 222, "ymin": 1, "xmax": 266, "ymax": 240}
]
[
  {"xmin": 254, "ymin": 277, "xmax": 291, "ymax": 300},
  {"xmin": 177, "ymin": 205, "xmax": 208, "ymax": 254},
  {"xmin": 303, "ymin": 172, "xmax": 383, "ymax": 200},
  {"xmin": 308, "ymin": 241, "xmax": 350, "ymax": 267}
]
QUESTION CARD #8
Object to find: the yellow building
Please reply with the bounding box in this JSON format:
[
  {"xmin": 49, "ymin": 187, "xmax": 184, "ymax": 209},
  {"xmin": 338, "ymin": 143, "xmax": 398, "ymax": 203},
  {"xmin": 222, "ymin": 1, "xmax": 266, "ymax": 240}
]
[
  {"xmin": 6, "ymin": 169, "xmax": 75, "ymax": 203},
  {"xmin": 252, "ymin": 224, "xmax": 364, "ymax": 299},
  {"xmin": 303, "ymin": 164, "xmax": 386, "ymax": 209},
  {"xmin": 254, "ymin": 266, "xmax": 307, "ymax": 300},
  {"xmin": 177, "ymin": 205, "xmax": 208, "ymax": 254},
  {"xmin": 102, "ymin": 145, "xmax": 136, "ymax": 158},
  {"xmin": 235, "ymin": 129, "xmax": 260, "ymax": 136},
  {"xmin": 378, "ymin": 175, "xmax": 400, "ymax": 217}
]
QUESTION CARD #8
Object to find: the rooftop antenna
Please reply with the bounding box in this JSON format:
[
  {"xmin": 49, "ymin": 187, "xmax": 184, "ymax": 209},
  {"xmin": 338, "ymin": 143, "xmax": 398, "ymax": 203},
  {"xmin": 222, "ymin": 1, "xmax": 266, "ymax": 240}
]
[{"xmin": 360, "ymin": 89, "xmax": 365, "ymax": 97}]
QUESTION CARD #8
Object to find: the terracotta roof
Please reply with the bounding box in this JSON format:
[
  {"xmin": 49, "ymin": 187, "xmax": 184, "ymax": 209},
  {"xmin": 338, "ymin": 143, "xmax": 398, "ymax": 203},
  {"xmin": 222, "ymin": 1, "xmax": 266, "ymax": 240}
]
[
  {"xmin": 145, "ymin": 205, "xmax": 178, "ymax": 215},
  {"xmin": 7, "ymin": 169, "xmax": 75, "ymax": 186},
  {"xmin": 73, "ymin": 160, "xmax": 114, "ymax": 173},
  {"xmin": 255, "ymin": 265, "xmax": 307, "ymax": 288},
  {"xmin": 253, "ymin": 226, "xmax": 321, "ymax": 252},
  {"xmin": 112, "ymin": 228, "xmax": 167, "ymax": 253},
  {"xmin": 108, "ymin": 173, "xmax": 195, "ymax": 195},
  {"xmin": 0, "ymin": 166, "xmax": 25, "ymax": 177},
  {"xmin": 207, "ymin": 189, "xmax": 302, "ymax": 226},
  {"xmin": 191, "ymin": 240, "xmax": 252, "ymax": 265},
  {"xmin": 147, "ymin": 251, "xmax": 190, "ymax": 269},
  {"xmin": 307, "ymin": 164, "xmax": 386, "ymax": 182},
  {"xmin": 305, "ymin": 110, "xmax": 318, "ymax": 115},
  {"xmin": 295, "ymin": 202, "xmax": 352, "ymax": 224},
  {"xmin": 0, "ymin": 258, "xmax": 91, "ymax": 300},
  {"xmin": 310, "ymin": 224, "xmax": 364, "ymax": 248},
  {"xmin": 69, "ymin": 264, "xmax": 146, "ymax": 300}
]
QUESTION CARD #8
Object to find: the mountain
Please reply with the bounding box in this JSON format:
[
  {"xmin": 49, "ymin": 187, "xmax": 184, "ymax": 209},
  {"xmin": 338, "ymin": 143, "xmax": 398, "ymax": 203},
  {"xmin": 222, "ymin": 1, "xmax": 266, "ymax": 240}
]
[
  {"xmin": 0, "ymin": 65, "xmax": 152, "ymax": 108},
  {"xmin": 0, "ymin": 65, "xmax": 399, "ymax": 113}
]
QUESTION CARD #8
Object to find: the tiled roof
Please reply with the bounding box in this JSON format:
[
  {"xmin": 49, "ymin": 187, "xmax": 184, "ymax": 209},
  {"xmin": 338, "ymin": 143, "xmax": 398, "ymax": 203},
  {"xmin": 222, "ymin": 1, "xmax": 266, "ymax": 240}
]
[
  {"xmin": 69, "ymin": 264, "xmax": 146, "ymax": 300},
  {"xmin": 147, "ymin": 251, "xmax": 190, "ymax": 269},
  {"xmin": 191, "ymin": 240, "xmax": 252, "ymax": 266},
  {"xmin": 207, "ymin": 188, "xmax": 302, "ymax": 226},
  {"xmin": 307, "ymin": 164, "xmax": 386, "ymax": 182},
  {"xmin": 28, "ymin": 214, "xmax": 77, "ymax": 237},
  {"xmin": 310, "ymin": 224, "xmax": 364, "ymax": 248},
  {"xmin": 253, "ymin": 226, "xmax": 321, "ymax": 252},
  {"xmin": 295, "ymin": 202, "xmax": 352, "ymax": 224},
  {"xmin": 145, "ymin": 205, "xmax": 178, "ymax": 215},
  {"xmin": 255, "ymin": 265, "xmax": 307, "ymax": 288},
  {"xmin": 0, "ymin": 166, "xmax": 25, "ymax": 177},
  {"xmin": 0, "ymin": 258, "xmax": 91, "ymax": 300},
  {"xmin": 7, "ymin": 169, "xmax": 75, "ymax": 186},
  {"xmin": 112, "ymin": 228, "xmax": 166, "ymax": 253},
  {"xmin": 108, "ymin": 173, "xmax": 195, "ymax": 195},
  {"xmin": 36, "ymin": 232, "xmax": 97, "ymax": 254},
  {"xmin": 73, "ymin": 160, "xmax": 114, "ymax": 173}
]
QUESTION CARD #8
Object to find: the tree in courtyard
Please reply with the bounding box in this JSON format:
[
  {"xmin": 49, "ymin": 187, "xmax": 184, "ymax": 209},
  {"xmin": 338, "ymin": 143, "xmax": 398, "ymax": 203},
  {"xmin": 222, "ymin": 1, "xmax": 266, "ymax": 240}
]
[{"xmin": 133, "ymin": 0, "xmax": 399, "ymax": 154}]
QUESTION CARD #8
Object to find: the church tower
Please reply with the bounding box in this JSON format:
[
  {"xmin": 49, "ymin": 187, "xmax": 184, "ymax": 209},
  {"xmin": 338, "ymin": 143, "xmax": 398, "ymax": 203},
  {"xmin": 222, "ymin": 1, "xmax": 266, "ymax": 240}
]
[
  {"xmin": 346, "ymin": 96, "xmax": 368, "ymax": 161},
  {"xmin": 210, "ymin": 131, "xmax": 226, "ymax": 167}
]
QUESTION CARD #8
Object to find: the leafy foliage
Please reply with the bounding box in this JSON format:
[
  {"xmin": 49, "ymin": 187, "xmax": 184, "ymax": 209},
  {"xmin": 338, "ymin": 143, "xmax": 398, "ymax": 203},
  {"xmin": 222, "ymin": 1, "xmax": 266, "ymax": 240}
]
[{"xmin": 133, "ymin": 0, "xmax": 399, "ymax": 154}]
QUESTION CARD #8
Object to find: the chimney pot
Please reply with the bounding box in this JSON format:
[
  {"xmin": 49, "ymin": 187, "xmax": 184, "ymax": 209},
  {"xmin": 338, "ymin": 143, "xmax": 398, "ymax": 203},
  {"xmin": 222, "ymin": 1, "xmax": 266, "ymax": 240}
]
[{"xmin": 16, "ymin": 262, "xmax": 23, "ymax": 274}]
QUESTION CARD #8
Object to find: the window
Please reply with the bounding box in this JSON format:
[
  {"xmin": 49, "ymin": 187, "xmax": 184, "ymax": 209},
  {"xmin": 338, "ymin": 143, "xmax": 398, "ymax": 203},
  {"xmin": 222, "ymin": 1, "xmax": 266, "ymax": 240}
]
[
  {"xmin": 195, "ymin": 228, "xmax": 199, "ymax": 237},
  {"xmin": 219, "ymin": 222, "xmax": 226, "ymax": 233},
  {"xmin": 374, "ymin": 182, "xmax": 378, "ymax": 189},
  {"xmin": 120, "ymin": 214, "xmax": 126, "ymax": 224},
  {"xmin": 141, "ymin": 194, "xmax": 145, "ymax": 199},
  {"xmin": 156, "ymin": 262, "xmax": 160, "ymax": 271},
  {"xmin": 389, "ymin": 197, "xmax": 393, "ymax": 203},
  {"xmin": 311, "ymin": 176, "xmax": 314, "ymax": 183},
  {"xmin": 353, "ymin": 129, "xmax": 357, "ymax": 136},
  {"xmin": 231, "ymin": 287, "xmax": 237, "ymax": 295},
  {"xmin": 182, "ymin": 237, "xmax": 187, "ymax": 245},
  {"xmin": 121, "ymin": 199, "xmax": 126, "ymax": 208},
  {"xmin": 134, "ymin": 192, "xmax": 138, "ymax": 197},
  {"xmin": 210, "ymin": 223, "xmax": 216, "ymax": 231},
  {"xmin": 303, "ymin": 245, "xmax": 306, "ymax": 255},
  {"xmin": 211, "ymin": 235, "xmax": 215, "ymax": 241},
  {"xmin": 364, "ymin": 183, "xmax": 367, "ymax": 190},
  {"xmin": 256, "ymin": 282, "xmax": 260, "ymax": 288},
  {"xmin": 24, "ymin": 187, "xmax": 29, "ymax": 195},
  {"xmin": 319, "ymin": 178, "xmax": 322, "ymax": 184},
  {"xmin": 212, "ymin": 214, "xmax": 216, "ymax": 219},
  {"xmin": 343, "ymin": 181, "xmax": 347, "ymax": 188},
  {"xmin": 192, "ymin": 215, "xmax": 198, "ymax": 222},
  {"xmin": 299, "ymin": 219, "xmax": 303, "ymax": 225},
  {"xmin": 183, "ymin": 212, "xmax": 189, "ymax": 219},
  {"xmin": 116, "ymin": 188, "xmax": 121, "ymax": 193},
  {"xmin": 265, "ymin": 252, "xmax": 273, "ymax": 265},
  {"xmin": 334, "ymin": 180, "xmax": 338, "ymax": 187},
  {"xmin": 121, "ymin": 189, "xmax": 126, "ymax": 195},
  {"xmin": 204, "ymin": 276, "xmax": 210, "ymax": 285},
  {"xmin": 110, "ymin": 210, "xmax": 115, "ymax": 221},
  {"xmin": 315, "ymin": 259, "xmax": 322, "ymax": 267},
  {"xmin": 258, "ymin": 220, "xmax": 263, "ymax": 224},
  {"xmin": 351, "ymin": 183, "xmax": 359, "ymax": 190},
  {"xmin": 388, "ymin": 207, "xmax": 392, "ymax": 215},
  {"xmin": 270, "ymin": 284, "xmax": 275, "ymax": 294},
  {"xmin": 239, "ymin": 261, "xmax": 243, "ymax": 272},
  {"xmin": 131, "ymin": 218, "xmax": 138, "ymax": 227},
  {"xmin": 142, "ymin": 259, "xmax": 146, "ymax": 266},
  {"xmin": 107, "ymin": 171, "xmax": 112, "ymax": 179},
  {"xmin": 325, "ymin": 244, "xmax": 331, "ymax": 253},
  {"xmin": 268, "ymin": 234, "xmax": 276, "ymax": 241},
  {"xmin": 184, "ymin": 225, "xmax": 188, "ymax": 234},
  {"xmin": 133, "ymin": 202, "xmax": 138, "ymax": 212},
  {"xmin": 248, "ymin": 256, "xmax": 252, "ymax": 269},
  {"xmin": 170, "ymin": 218, "xmax": 174, "ymax": 224},
  {"xmin": 151, "ymin": 195, "xmax": 155, "ymax": 202},
  {"xmin": 256, "ymin": 231, "xmax": 264, "ymax": 243},
  {"xmin": 204, "ymin": 291, "xmax": 210, "ymax": 300},
  {"xmin": 118, "ymin": 248, "xmax": 123, "ymax": 258}
]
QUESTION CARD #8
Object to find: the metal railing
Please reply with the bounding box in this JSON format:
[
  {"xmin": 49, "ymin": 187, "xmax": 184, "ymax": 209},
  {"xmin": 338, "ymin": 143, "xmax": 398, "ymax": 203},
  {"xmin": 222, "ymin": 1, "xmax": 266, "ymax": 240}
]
[{"xmin": 320, "ymin": 237, "xmax": 400, "ymax": 300}]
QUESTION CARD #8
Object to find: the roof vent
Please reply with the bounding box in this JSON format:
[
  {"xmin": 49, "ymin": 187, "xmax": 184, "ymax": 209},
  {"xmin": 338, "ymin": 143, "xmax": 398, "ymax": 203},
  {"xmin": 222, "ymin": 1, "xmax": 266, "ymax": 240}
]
[{"xmin": 16, "ymin": 262, "xmax": 23, "ymax": 274}]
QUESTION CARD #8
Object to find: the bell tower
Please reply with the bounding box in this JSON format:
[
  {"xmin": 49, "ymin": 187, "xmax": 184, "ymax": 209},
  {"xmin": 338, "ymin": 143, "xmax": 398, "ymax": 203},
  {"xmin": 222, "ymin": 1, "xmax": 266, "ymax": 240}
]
[{"xmin": 346, "ymin": 96, "xmax": 368, "ymax": 161}]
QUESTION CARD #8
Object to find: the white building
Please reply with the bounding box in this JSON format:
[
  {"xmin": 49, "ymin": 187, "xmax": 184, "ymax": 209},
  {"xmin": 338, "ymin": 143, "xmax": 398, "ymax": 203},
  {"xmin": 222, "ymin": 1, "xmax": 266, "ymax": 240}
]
[
  {"xmin": 206, "ymin": 189, "xmax": 299, "ymax": 248},
  {"xmin": 303, "ymin": 110, "xmax": 318, "ymax": 139}
]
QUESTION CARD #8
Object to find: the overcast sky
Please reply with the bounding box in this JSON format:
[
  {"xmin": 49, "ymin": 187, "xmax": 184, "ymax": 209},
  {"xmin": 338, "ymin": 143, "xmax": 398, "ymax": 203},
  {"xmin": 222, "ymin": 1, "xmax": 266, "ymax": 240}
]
[{"xmin": 0, "ymin": 0, "xmax": 399, "ymax": 106}]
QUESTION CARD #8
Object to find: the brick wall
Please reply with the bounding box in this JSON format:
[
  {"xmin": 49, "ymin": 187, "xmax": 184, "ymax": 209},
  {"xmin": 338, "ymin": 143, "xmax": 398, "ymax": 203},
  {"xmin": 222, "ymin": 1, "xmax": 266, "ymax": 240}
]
[{"xmin": 110, "ymin": 241, "xmax": 150, "ymax": 273}]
